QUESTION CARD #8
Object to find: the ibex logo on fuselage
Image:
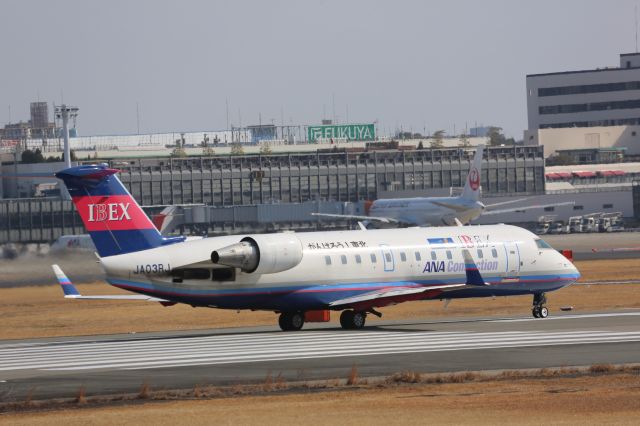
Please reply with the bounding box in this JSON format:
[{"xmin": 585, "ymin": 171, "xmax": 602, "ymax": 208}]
[{"xmin": 87, "ymin": 203, "xmax": 131, "ymax": 222}]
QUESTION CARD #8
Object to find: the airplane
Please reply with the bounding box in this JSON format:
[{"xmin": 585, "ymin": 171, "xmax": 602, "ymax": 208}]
[
  {"xmin": 51, "ymin": 164, "xmax": 580, "ymax": 331},
  {"xmin": 312, "ymin": 145, "xmax": 574, "ymax": 226}
]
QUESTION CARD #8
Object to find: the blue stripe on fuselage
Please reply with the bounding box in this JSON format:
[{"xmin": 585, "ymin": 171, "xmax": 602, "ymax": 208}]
[{"xmin": 107, "ymin": 273, "xmax": 580, "ymax": 311}]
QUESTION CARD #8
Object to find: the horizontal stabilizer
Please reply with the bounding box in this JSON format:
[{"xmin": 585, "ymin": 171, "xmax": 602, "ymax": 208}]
[{"xmin": 52, "ymin": 264, "xmax": 167, "ymax": 302}]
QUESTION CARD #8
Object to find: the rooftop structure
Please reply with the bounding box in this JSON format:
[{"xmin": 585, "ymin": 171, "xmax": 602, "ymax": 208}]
[{"xmin": 525, "ymin": 53, "xmax": 640, "ymax": 157}]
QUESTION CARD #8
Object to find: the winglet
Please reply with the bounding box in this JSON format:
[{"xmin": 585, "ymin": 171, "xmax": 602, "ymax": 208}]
[
  {"xmin": 52, "ymin": 264, "xmax": 81, "ymax": 297},
  {"xmin": 461, "ymin": 250, "xmax": 490, "ymax": 286}
]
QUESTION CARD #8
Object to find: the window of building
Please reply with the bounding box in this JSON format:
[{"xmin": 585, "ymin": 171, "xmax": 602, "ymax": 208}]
[
  {"xmin": 538, "ymin": 80, "xmax": 640, "ymax": 97},
  {"xmin": 544, "ymin": 207, "xmax": 555, "ymax": 212},
  {"xmin": 573, "ymin": 205, "xmax": 584, "ymax": 211},
  {"xmin": 415, "ymin": 251, "xmax": 421, "ymax": 261},
  {"xmin": 325, "ymin": 256, "xmax": 332, "ymax": 265},
  {"xmin": 355, "ymin": 254, "xmax": 362, "ymax": 264},
  {"xmin": 370, "ymin": 253, "xmax": 377, "ymax": 263},
  {"xmin": 341, "ymin": 255, "xmax": 347, "ymax": 265},
  {"xmin": 400, "ymin": 252, "xmax": 407, "ymax": 262},
  {"xmin": 603, "ymin": 203, "xmax": 613, "ymax": 209}
]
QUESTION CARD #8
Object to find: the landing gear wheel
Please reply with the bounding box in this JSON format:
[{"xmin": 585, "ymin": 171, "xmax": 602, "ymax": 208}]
[
  {"xmin": 339, "ymin": 310, "xmax": 366, "ymax": 330},
  {"xmin": 278, "ymin": 311, "xmax": 305, "ymax": 331},
  {"xmin": 532, "ymin": 293, "xmax": 549, "ymax": 319}
]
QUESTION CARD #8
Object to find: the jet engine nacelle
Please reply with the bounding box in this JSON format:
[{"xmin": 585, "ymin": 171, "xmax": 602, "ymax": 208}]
[{"xmin": 211, "ymin": 233, "xmax": 303, "ymax": 274}]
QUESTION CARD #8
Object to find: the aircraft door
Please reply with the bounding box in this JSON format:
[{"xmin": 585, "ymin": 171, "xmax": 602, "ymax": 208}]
[
  {"xmin": 504, "ymin": 242, "xmax": 520, "ymax": 277},
  {"xmin": 379, "ymin": 244, "xmax": 395, "ymax": 272}
]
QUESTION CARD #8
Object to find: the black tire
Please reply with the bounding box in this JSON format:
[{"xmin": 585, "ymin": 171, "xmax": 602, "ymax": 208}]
[
  {"xmin": 278, "ymin": 312, "xmax": 305, "ymax": 331},
  {"xmin": 351, "ymin": 311, "xmax": 366, "ymax": 329},
  {"xmin": 532, "ymin": 307, "xmax": 540, "ymax": 318},
  {"xmin": 539, "ymin": 307, "xmax": 549, "ymax": 318},
  {"xmin": 340, "ymin": 310, "xmax": 354, "ymax": 329},
  {"xmin": 339, "ymin": 310, "xmax": 366, "ymax": 329}
]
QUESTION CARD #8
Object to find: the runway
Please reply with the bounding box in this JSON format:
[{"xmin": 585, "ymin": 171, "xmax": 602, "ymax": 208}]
[{"xmin": 1, "ymin": 310, "xmax": 639, "ymax": 401}]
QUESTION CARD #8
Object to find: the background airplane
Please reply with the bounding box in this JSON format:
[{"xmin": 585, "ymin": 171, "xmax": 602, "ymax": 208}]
[
  {"xmin": 313, "ymin": 145, "xmax": 574, "ymax": 226},
  {"xmin": 52, "ymin": 164, "xmax": 579, "ymax": 331}
]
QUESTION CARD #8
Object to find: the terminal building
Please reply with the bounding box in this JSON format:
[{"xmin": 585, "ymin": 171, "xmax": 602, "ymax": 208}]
[
  {"xmin": 525, "ymin": 52, "xmax": 640, "ymax": 157},
  {"xmin": 0, "ymin": 145, "xmax": 545, "ymax": 244}
]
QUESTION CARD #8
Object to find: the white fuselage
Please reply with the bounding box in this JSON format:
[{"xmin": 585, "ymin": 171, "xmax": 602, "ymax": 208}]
[
  {"xmin": 369, "ymin": 197, "xmax": 484, "ymax": 226},
  {"xmin": 99, "ymin": 224, "xmax": 579, "ymax": 311}
]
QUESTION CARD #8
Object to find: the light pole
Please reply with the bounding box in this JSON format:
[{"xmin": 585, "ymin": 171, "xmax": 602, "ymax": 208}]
[{"xmin": 54, "ymin": 104, "xmax": 79, "ymax": 168}]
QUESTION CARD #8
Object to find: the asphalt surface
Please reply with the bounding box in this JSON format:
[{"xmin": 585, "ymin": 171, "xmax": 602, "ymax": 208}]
[{"xmin": 1, "ymin": 310, "xmax": 639, "ymax": 401}]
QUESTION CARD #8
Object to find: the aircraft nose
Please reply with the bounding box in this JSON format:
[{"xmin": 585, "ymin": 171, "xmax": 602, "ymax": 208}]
[{"xmin": 559, "ymin": 252, "xmax": 581, "ymax": 280}]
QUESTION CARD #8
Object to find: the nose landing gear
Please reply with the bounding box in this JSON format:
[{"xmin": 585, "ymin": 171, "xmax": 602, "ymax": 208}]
[{"xmin": 532, "ymin": 293, "xmax": 548, "ymax": 318}]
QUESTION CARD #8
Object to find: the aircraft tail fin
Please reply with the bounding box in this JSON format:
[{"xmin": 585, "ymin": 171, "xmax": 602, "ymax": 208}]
[
  {"xmin": 55, "ymin": 164, "xmax": 184, "ymax": 257},
  {"xmin": 460, "ymin": 145, "xmax": 484, "ymax": 202}
]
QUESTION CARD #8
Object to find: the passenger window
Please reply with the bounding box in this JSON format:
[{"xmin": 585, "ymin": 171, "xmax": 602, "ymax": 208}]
[
  {"xmin": 341, "ymin": 255, "xmax": 347, "ymax": 265},
  {"xmin": 370, "ymin": 253, "xmax": 377, "ymax": 263},
  {"xmin": 431, "ymin": 251, "xmax": 437, "ymax": 260},
  {"xmin": 355, "ymin": 254, "xmax": 362, "ymax": 264},
  {"xmin": 325, "ymin": 256, "xmax": 332, "ymax": 265},
  {"xmin": 477, "ymin": 249, "xmax": 484, "ymax": 259},
  {"xmin": 446, "ymin": 250, "xmax": 452, "ymax": 260},
  {"xmin": 415, "ymin": 251, "xmax": 421, "ymax": 261},
  {"xmin": 491, "ymin": 248, "xmax": 498, "ymax": 258},
  {"xmin": 385, "ymin": 253, "xmax": 392, "ymax": 262},
  {"xmin": 400, "ymin": 252, "xmax": 407, "ymax": 262}
]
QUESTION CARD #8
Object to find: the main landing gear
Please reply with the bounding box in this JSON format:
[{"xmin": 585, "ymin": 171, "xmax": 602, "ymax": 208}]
[
  {"xmin": 532, "ymin": 293, "xmax": 548, "ymax": 319},
  {"xmin": 278, "ymin": 311, "xmax": 305, "ymax": 331},
  {"xmin": 340, "ymin": 310, "xmax": 367, "ymax": 329}
]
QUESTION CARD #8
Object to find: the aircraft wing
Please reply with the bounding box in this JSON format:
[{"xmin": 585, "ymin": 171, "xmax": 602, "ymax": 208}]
[
  {"xmin": 483, "ymin": 198, "xmax": 530, "ymax": 209},
  {"xmin": 329, "ymin": 250, "xmax": 490, "ymax": 308},
  {"xmin": 328, "ymin": 283, "xmax": 465, "ymax": 308},
  {"xmin": 482, "ymin": 201, "xmax": 576, "ymax": 215},
  {"xmin": 52, "ymin": 264, "xmax": 168, "ymax": 302},
  {"xmin": 311, "ymin": 212, "xmax": 401, "ymax": 224}
]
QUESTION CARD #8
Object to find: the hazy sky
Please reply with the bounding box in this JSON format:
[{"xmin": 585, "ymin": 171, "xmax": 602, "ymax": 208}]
[{"xmin": 0, "ymin": 0, "xmax": 635, "ymax": 139}]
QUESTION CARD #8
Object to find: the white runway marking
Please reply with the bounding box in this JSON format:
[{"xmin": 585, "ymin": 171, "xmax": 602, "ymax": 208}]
[{"xmin": 0, "ymin": 328, "xmax": 639, "ymax": 373}]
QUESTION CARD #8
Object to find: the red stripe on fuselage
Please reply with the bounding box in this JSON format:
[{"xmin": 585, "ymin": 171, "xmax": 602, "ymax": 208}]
[{"xmin": 72, "ymin": 195, "xmax": 156, "ymax": 231}]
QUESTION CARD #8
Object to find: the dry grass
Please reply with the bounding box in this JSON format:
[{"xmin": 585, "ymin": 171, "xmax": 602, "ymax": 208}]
[
  {"xmin": 574, "ymin": 258, "xmax": 640, "ymax": 282},
  {"xmin": 3, "ymin": 371, "xmax": 640, "ymax": 425},
  {"xmin": 0, "ymin": 259, "xmax": 638, "ymax": 340}
]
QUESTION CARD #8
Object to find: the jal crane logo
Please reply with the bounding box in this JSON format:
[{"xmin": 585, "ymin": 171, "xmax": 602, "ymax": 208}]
[{"xmin": 469, "ymin": 167, "xmax": 480, "ymax": 191}]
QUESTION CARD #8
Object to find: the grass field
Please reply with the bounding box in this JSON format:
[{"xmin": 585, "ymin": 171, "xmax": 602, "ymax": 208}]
[
  {"xmin": 0, "ymin": 258, "xmax": 638, "ymax": 340},
  {"xmin": 4, "ymin": 371, "xmax": 640, "ymax": 425}
]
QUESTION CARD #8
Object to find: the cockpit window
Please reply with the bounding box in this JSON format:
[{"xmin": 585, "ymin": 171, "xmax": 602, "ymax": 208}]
[{"xmin": 535, "ymin": 239, "xmax": 553, "ymax": 250}]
